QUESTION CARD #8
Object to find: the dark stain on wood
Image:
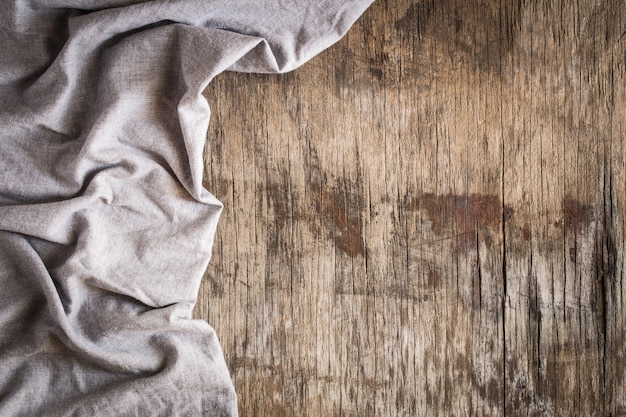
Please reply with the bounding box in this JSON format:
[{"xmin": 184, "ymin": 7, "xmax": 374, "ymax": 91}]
[
  {"xmin": 577, "ymin": 0, "xmax": 625, "ymax": 83},
  {"xmin": 569, "ymin": 247, "xmax": 577, "ymax": 262},
  {"xmin": 562, "ymin": 196, "xmax": 594, "ymax": 234},
  {"xmin": 427, "ymin": 269, "xmax": 441, "ymax": 288},
  {"xmin": 593, "ymin": 228, "xmax": 617, "ymax": 347},
  {"xmin": 334, "ymin": 0, "xmax": 526, "ymax": 92},
  {"xmin": 205, "ymin": 271, "xmax": 225, "ymax": 297},
  {"xmin": 522, "ymin": 222, "xmax": 532, "ymax": 241},
  {"xmin": 264, "ymin": 169, "xmax": 366, "ymax": 261},
  {"xmin": 309, "ymin": 179, "xmax": 365, "ymax": 259},
  {"xmin": 332, "ymin": 38, "xmax": 393, "ymax": 92},
  {"xmin": 594, "ymin": 230, "xmax": 616, "ymax": 282},
  {"xmin": 396, "ymin": 0, "xmax": 438, "ymax": 40},
  {"xmin": 455, "ymin": 353, "xmax": 503, "ymax": 407},
  {"xmin": 368, "ymin": 53, "xmax": 390, "ymax": 82},
  {"xmin": 406, "ymin": 193, "xmax": 512, "ymax": 252},
  {"xmin": 396, "ymin": 0, "xmax": 522, "ymax": 76},
  {"xmin": 333, "ymin": 46, "xmax": 357, "ymax": 93},
  {"xmin": 527, "ymin": 273, "xmax": 540, "ymax": 324},
  {"xmin": 264, "ymin": 177, "xmax": 301, "ymax": 232}
]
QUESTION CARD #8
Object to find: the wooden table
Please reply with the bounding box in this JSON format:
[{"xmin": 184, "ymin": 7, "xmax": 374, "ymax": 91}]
[{"xmin": 195, "ymin": 0, "xmax": 626, "ymax": 415}]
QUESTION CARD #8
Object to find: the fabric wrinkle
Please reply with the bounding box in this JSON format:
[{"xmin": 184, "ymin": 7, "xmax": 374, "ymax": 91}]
[{"xmin": 0, "ymin": 0, "xmax": 373, "ymax": 415}]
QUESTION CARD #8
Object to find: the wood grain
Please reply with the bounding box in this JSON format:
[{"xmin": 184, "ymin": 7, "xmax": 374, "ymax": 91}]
[{"xmin": 195, "ymin": 0, "xmax": 626, "ymax": 415}]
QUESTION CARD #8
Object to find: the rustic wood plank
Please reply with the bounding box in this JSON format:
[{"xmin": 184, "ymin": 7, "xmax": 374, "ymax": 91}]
[
  {"xmin": 195, "ymin": 0, "xmax": 626, "ymax": 415},
  {"xmin": 502, "ymin": 1, "xmax": 626, "ymax": 415}
]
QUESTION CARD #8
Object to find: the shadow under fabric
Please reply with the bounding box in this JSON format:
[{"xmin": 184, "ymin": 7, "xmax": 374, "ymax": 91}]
[{"xmin": 0, "ymin": 1, "xmax": 372, "ymax": 415}]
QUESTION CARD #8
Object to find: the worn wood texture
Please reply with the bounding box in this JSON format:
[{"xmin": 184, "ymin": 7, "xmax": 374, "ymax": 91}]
[{"xmin": 195, "ymin": 0, "xmax": 626, "ymax": 415}]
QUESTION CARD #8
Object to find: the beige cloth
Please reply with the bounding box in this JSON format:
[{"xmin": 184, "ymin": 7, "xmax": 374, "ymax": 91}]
[{"xmin": 0, "ymin": 1, "xmax": 372, "ymax": 415}]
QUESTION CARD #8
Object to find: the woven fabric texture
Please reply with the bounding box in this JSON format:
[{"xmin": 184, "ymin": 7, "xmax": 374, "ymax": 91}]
[{"xmin": 0, "ymin": 1, "xmax": 372, "ymax": 415}]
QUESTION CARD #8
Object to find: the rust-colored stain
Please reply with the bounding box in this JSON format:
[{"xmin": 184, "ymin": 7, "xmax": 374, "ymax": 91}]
[
  {"xmin": 313, "ymin": 183, "xmax": 366, "ymax": 258},
  {"xmin": 257, "ymin": 145, "xmax": 367, "ymax": 259},
  {"xmin": 562, "ymin": 196, "xmax": 594, "ymax": 234},
  {"xmin": 406, "ymin": 193, "xmax": 512, "ymax": 252}
]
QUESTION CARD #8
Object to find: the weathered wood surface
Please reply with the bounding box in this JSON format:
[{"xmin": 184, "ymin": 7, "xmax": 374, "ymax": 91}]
[{"xmin": 194, "ymin": 0, "xmax": 626, "ymax": 415}]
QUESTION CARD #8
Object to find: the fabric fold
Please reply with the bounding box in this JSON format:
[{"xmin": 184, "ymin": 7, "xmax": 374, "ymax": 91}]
[{"xmin": 0, "ymin": 0, "xmax": 373, "ymax": 415}]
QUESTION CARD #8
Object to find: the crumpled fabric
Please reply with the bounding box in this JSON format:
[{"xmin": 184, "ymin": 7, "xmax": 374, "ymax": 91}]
[{"xmin": 0, "ymin": 1, "xmax": 372, "ymax": 415}]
